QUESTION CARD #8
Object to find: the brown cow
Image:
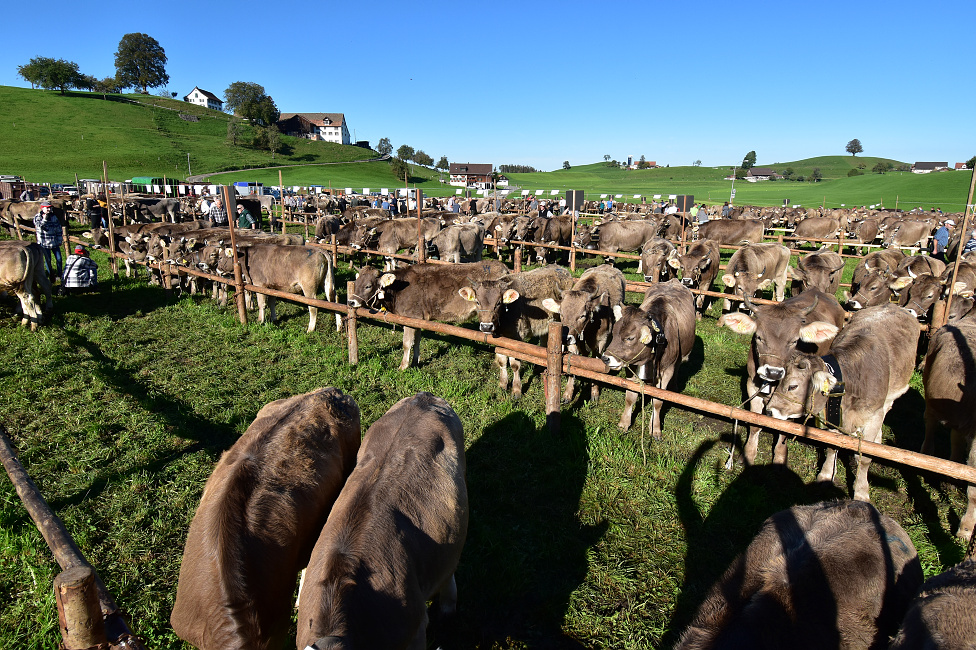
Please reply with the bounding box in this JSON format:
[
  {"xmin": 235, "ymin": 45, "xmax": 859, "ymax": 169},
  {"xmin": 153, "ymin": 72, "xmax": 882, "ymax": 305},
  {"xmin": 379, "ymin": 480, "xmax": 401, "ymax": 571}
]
[
  {"xmin": 171, "ymin": 387, "xmax": 361, "ymax": 650},
  {"xmin": 766, "ymin": 304, "xmax": 920, "ymax": 501},
  {"xmin": 430, "ymin": 222, "xmax": 485, "ymax": 263},
  {"xmin": 675, "ymin": 500, "xmax": 923, "ymax": 650},
  {"xmin": 788, "ymin": 247, "xmax": 845, "ymax": 297},
  {"xmin": 721, "ymin": 242, "xmax": 791, "ymax": 310},
  {"xmin": 458, "ymin": 265, "xmax": 575, "ymax": 399},
  {"xmin": 295, "ymin": 392, "xmax": 468, "ymax": 650},
  {"xmin": 921, "ymin": 311, "xmax": 976, "ymax": 542},
  {"xmin": 791, "ymin": 216, "xmax": 842, "ymax": 248},
  {"xmin": 889, "ymin": 558, "xmax": 976, "ymax": 650},
  {"xmin": 694, "ymin": 219, "xmax": 764, "ymax": 246},
  {"xmin": 349, "ymin": 261, "xmax": 509, "ymax": 370},
  {"xmin": 601, "ymin": 280, "xmax": 697, "ymax": 436},
  {"xmin": 0, "ymin": 241, "xmax": 53, "ymax": 330},
  {"xmin": 883, "ymin": 219, "xmax": 933, "ymax": 251},
  {"xmin": 719, "ymin": 290, "xmax": 847, "ymax": 466},
  {"xmin": 639, "ymin": 237, "xmax": 677, "ymax": 282},
  {"xmin": 541, "ymin": 264, "xmax": 625, "ymax": 404},
  {"xmin": 666, "ymin": 238, "xmax": 721, "ymax": 318}
]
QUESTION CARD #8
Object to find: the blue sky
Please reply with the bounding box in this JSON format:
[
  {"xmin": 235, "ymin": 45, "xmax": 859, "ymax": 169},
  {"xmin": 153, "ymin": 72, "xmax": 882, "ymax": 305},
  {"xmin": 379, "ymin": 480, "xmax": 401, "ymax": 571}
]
[{"xmin": 3, "ymin": 0, "xmax": 974, "ymax": 171}]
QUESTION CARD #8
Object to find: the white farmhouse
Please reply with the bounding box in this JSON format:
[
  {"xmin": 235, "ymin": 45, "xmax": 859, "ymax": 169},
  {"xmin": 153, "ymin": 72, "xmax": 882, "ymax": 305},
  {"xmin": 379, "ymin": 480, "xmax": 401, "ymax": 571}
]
[
  {"xmin": 277, "ymin": 113, "xmax": 351, "ymax": 144},
  {"xmin": 183, "ymin": 87, "xmax": 223, "ymax": 111}
]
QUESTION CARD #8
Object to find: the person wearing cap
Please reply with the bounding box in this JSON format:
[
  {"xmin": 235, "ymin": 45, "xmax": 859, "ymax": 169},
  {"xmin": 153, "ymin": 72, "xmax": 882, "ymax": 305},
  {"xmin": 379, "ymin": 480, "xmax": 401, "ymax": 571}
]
[
  {"xmin": 236, "ymin": 203, "xmax": 256, "ymax": 229},
  {"xmin": 61, "ymin": 245, "xmax": 99, "ymax": 293},
  {"xmin": 933, "ymin": 219, "xmax": 955, "ymax": 263},
  {"xmin": 33, "ymin": 201, "xmax": 64, "ymax": 281}
]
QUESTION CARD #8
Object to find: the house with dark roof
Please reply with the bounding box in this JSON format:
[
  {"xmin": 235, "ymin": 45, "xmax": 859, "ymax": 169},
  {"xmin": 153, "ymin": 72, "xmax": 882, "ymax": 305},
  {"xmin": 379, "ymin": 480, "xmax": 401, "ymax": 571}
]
[
  {"xmin": 183, "ymin": 87, "xmax": 223, "ymax": 111},
  {"xmin": 745, "ymin": 167, "xmax": 781, "ymax": 181},
  {"xmin": 912, "ymin": 162, "xmax": 949, "ymax": 174},
  {"xmin": 277, "ymin": 113, "xmax": 350, "ymax": 144},
  {"xmin": 449, "ymin": 163, "xmax": 493, "ymax": 188}
]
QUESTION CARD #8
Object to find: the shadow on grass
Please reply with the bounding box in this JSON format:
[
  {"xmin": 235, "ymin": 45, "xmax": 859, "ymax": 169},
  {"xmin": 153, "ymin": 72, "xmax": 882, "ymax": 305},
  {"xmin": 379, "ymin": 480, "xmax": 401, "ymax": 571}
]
[
  {"xmin": 661, "ymin": 437, "xmax": 845, "ymax": 648},
  {"xmin": 433, "ymin": 411, "xmax": 607, "ymax": 649}
]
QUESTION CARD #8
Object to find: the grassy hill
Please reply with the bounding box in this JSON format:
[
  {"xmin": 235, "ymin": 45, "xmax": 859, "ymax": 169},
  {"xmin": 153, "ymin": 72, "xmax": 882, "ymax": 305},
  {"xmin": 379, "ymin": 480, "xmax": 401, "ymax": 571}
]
[
  {"xmin": 0, "ymin": 85, "xmax": 378, "ymax": 183},
  {"xmin": 2, "ymin": 85, "xmax": 973, "ymax": 210}
]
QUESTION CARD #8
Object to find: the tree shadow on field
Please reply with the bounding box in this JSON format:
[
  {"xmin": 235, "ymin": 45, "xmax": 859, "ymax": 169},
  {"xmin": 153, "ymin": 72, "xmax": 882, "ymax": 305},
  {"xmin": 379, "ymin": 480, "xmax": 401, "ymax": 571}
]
[
  {"xmin": 661, "ymin": 437, "xmax": 845, "ymax": 648},
  {"xmin": 36, "ymin": 329, "xmax": 239, "ymax": 514},
  {"xmin": 432, "ymin": 411, "xmax": 607, "ymax": 649}
]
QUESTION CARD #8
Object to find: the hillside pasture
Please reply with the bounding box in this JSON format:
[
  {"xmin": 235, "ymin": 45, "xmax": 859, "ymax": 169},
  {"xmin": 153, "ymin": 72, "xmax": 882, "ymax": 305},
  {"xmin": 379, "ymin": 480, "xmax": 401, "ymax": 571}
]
[{"xmin": 0, "ymin": 223, "xmax": 972, "ymax": 648}]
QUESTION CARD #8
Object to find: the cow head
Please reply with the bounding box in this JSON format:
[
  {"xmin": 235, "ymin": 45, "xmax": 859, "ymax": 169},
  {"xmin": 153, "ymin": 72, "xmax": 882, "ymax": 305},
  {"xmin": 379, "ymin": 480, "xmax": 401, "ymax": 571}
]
[
  {"xmin": 348, "ymin": 267, "xmax": 386, "ymax": 308},
  {"xmin": 901, "ymin": 274, "xmax": 945, "ymax": 321},
  {"xmin": 542, "ymin": 289, "xmax": 610, "ymax": 345},
  {"xmin": 766, "ymin": 351, "xmax": 838, "ymax": 421},
  {"xmin": 789, "ymin": 251, "xmax": 845, "ymax": 294},
  {"xmin": 845, "ymin": 269, "xmax": 895, "ymax": 310},
  {"xmin": 722, "ymin": 266, "xmax": 768, "ymax": 305},
  {"xmin": 458, "ymin": 279, "xmax": 518, "ymax": 334},
  {"xmin": 601, "ymin": 304, "xmax": 665, "ymax": 375},
  {"xmin": 669, "ymin": 243, "xmax": 715, "ymax": 289},
  {"xmin": 640, "ymin": 239, "xmax": 675, "ymax": 283}
]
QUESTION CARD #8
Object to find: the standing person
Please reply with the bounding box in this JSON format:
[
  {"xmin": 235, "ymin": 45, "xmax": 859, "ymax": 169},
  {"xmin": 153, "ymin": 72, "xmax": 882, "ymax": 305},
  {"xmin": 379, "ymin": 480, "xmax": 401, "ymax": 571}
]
[
  {"xmin": 606, "ymin": 196, "xmax": 614, "ymax": 213},
  {"xmin": 236, "ymin": 204, "xmax": 256, "ymax": 229},
  {"xmin": 209, "ymin": 199, "xmax": 228, "ymax": 227},
  {"xmin": 697, "ymin": 203, "xmax": 709, "ymax": 224},
  {"xmin": 33, "ymin": 201, "xmax": 63, "ymax": 281},
  {"xmin": 963, "ymin": 230, "xmax": 976, "ymax": 255},
  {"xmin": 721, "ymin": 201, "xmax": 731, "ymax": 218},
  {"xmin": 19, "ymin": 187, "xmax": 35, "ymax": 201},
  {"xmin": 61, "ymin": 245, "xmax": 99, "ymax": 294},
  {"xmin": 932, "ymin": 219, "xmax": 954, "ymax": 263}
]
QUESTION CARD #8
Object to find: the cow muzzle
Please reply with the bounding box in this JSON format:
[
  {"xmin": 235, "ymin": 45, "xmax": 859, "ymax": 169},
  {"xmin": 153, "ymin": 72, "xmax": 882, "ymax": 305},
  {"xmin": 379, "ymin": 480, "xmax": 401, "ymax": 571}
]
[
  {"xmin": 681, "ymin": 278, "xmax": 694, "ymax": 287},
  {"xmin": 601, "ymin": 354, "xmax": 622, "ymax": 370},
  {"xmin": 479, "ymin": 322, "xmax": 494, "ymax": 333},
  {"xmin": 757, "ymin": 365, "xmax": 785, "ymax": 382}
]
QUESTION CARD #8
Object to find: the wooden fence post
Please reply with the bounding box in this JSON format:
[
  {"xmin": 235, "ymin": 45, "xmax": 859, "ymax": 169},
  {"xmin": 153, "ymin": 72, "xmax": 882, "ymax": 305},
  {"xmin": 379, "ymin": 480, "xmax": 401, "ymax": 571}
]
[
  {"xmin": 103, "ymin": 162, "xmax": 118, "ymax": 279},
  {"xmin": 222, "ymin": 186, "xmax": 248, "ymax": 325},
  {"xmin": 55, "ymin": 566, "xmax": 107, "ymax": 649},
  {"xmin": 514, "ymin": 247, "xmax": 522, "ymax": 273},
  {"xmin": 346, "ymin": 280, "xmax": 359, "ymax": 365},
  {"xmin": 546, "ymin": 321, "xmax": 563, "ymax": 434}
]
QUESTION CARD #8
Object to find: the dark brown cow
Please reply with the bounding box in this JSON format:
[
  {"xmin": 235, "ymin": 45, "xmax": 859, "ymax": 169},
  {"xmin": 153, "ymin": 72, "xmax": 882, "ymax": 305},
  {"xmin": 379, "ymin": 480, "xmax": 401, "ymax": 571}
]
[
  {"xmin": 171, "ymin": 387, "xmax": 361, "ymax": 650},
  {"xmin": 675, "ymin": 500, "xmax": 922, "ymax": 650},
  {"xmin": 295, "ymin": 392, "xmax": 468, "ymax": 650},
  {"xmin": 942, "ymin": 260, "xmax": 976, "ymax": 298},
  {"xmin": 639, "ymin": 236, "xmax": 677, "ymax": 282},
  {"xmin": 694, "ymin": 219, "xmax": 764, "ymax": 246},
  {"xmin": 587, "ymin": 219, "xmax": 660, "ymax": 257},
  {"xmin": 921, "ymin": 312, "xmax": 976, "ymax": 542},
  {"xmin": 883, "ymin": 219, "xmax": 933, "ymax": 251},
  {"xmin": 666, "ymin": 239, "xmax": 721, "ymax": 318},
  {"xmin": 889, "ymin": 558, "xmax": 976, "ymax": 650},
  {"xmin": 791, "ymin": 217, "xmax": 841, "ymax": 247},
  {"xmin": 846, "ymin": 218, "xmax": 880, "ymax": 252},
  {"xmin": 458, "ymin": 265, "xmax": 575, "ymax": 399},
  {"xmin": 849, "ymin": 247, "xmax": 905, "ymax": 296},
  {"xmin": 788, "ymin": 247, "xmax": 845, "ymax": 296},
  {"xmin": 766, "ymin": 304, "xmax": 920, "ymax": 501},
  {"xmin": 900, "ymin": 273, "xmax": 945, "ymax": 321},
  {"xmin": 719, "ymin": 290, "xmax": 847, "ymax": 466},
  {"xmin": 313, "ymin": 215, "xmax": 343, "ymax": 241},
  {"xmin": 601, "ymin": 280, "xmax": 697, "ymax": 436},
  {"xmin": 530, "ymin": 214, "xmax": 573, "ymax": 263},
  {"xmin": 349, "ymin": 261, "xmax": 509, "ymax": 370},
  {"xmin": 541, "ymin": 264, "xmax": 624, "ymax": 404},
  {"xmin": 373, "ymin": 217, "xmax": 442, "ymax": 265},
  {"xmin": 0, "ymin": 241, "xmax": 53, "ymax": 329},
  {"xmin": 721, "ymin": 242, "xmax": 791, "ymax": 309},
  {"xmin": 430, "ymin": 222, "xmax": 485, "ymax": 263},
  {"xmin": 219, "ymin": 245, "xmax": 336, "ymax": 333}
]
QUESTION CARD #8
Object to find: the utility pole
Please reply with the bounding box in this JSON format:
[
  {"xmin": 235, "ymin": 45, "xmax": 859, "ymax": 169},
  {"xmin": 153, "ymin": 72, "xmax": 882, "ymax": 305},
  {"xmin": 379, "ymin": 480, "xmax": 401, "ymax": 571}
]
[{"xmin": 187, "ymin": 153, "xmax": 191, "ymax": 177}]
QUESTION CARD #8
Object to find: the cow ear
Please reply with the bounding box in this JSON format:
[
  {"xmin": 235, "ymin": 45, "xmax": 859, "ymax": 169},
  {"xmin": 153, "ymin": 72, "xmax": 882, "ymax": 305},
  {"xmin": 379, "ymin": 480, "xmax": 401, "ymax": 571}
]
[
  {"xmin": 458, "ymin": 287, "xmax": 476, "ymax": 301},
  {"xmin": 718, "ymin": 312, "xmax": 757, "ymax": 335},
  {"xmin": 667, "ymin": 255, "xmax": 680, "ymax": 269},
  {"xmin": 787, "ymin": 266, "xmax": 803, "ymax": 280},
  {"xmin": 812, "ymin": 370, "xmax": 838, "ymax": 395},
  {"xmin": 639, "ymin": 325, "xmax": 654, "ymax": 345},
  {"xmin": 613, "ymin": 304, "xmax": 623, "ymax": 321},
  {"xmin": 495, "ymin": 224, "xmax": 502, "ymax": 230},
  {"xmin": 379, "ymin": 273, "xmax": 396, "ymax": 287},
  {"xmin": 598, "ymin": 291, "xmax": 610, "ymax": 307},
  {"xmin": 699, "ymin": 255, "xmax": 712, "ymax": 270},
  {"xmin": 890, "ymin": 276, "xmax": 914, "ymax": 290},
  {"xmin": 799, "ymin": 321, "xmax": 839, "ymax": 344},
  {"xmin": 953, "ymin": 282, "xmax": 970, "ymax": 296},
  {"xmin": 722, "ymin": 274, "xmax": 736, "ymax": 288},
  {"xmin": 82, "ymin": 231, "xmax": 92, "ymax": 239},
  {"xmin": 542, "ymin": 298, "xmax": 560, "ymax": 313},
  {"xmin": 503, "ymin": 289, "xmax": 520, "ymax": 304}
]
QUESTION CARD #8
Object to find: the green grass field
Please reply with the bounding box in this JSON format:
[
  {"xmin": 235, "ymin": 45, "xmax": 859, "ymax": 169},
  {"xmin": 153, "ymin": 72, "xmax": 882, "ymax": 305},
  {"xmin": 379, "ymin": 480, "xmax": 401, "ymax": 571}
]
[
  {"xmin": 0, "ymin": 227, "xmax": 971, "ymax": 648},
  {"xmin": 3, "ymin": 85, "xmax": 974, "ymax": 212}
]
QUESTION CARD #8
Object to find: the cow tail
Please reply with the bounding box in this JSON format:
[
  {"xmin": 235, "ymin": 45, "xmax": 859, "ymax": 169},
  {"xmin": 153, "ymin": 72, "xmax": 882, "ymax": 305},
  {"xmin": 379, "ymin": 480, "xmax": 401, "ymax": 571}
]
[{"xmin": 323, "ymin": 251, "xmax": 336, "ymax": 303}]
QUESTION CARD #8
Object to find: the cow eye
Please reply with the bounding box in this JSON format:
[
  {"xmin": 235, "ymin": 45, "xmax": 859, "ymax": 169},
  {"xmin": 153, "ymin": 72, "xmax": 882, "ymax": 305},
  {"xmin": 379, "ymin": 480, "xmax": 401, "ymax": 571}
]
[{"xmin": 787, "ymin": 383, "xmax": 799, "ymax": 392}]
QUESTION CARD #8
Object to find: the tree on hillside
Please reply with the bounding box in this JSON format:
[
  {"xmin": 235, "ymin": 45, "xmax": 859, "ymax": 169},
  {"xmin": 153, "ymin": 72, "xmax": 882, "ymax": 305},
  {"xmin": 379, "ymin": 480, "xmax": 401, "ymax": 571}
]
[
  {"xmin": 224, "ymin": 82, "xmax": 278, "ymax": 124},
  {"xmin": 604, "ymin": 154, "xmax": 611, "ymax": 162},
  {"xmin": 693, "ymin": 160, "xmax": 702, "ymax": 167},
  {"xmin": 810, "ymin": 167, "xmax": 822, "ymax": 182},
  {"xmin": 114, "ymin": 33, "xmax": 169, "ymax": 93},
  {"xmin": 436, "ymin": 156, "xmax": 449, "ymax": 171},
  {"xmin": 227, "ymin": 119, "xmax": 243, "ymax": 146},
  {"xmin": 389, "ymin": 157, "xmax": 409, "ymax": 182},
  {"xmin": 966, "ymin": 156, "xmax": 975, "ymax": 170},
  {"xmin": 90, "ymin": 76, "xmax": 122, "ymax": 99},
  {"xmin": 563, "ymin": 161, "xmax": 571, "ymax": 170},
  {"xmin": 397, "ymin": 145, "xmax": 415, "ymax": 161},
  {"xmin": 17, "ymin": 57, "xmax": 85, "ymax": 94},
  {"xmin": 742, "ymin": 151, "xmax": 757, "ymax": 169},
  {"xmin": 783, "ymin": 166, "xmax": 795, "ymax": 180},
  {"xmin": 846, "ymin": 138, "xmax": 863, "ymax": 156},
  {"xmin": 377, "ymin": 138, "xmax": 393, "ymax": 156},
  {"xmin": 414, "ymin": 150, "xmax": 434, "ymax": 167},
  {"xmin": 872, "ymin": 161, "xmax": 892, "ymax": 174}
]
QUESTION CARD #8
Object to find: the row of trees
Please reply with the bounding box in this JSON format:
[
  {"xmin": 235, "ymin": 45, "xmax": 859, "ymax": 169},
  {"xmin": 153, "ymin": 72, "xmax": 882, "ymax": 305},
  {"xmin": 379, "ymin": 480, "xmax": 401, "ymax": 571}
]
[
  {"xmin": 17, "ymin": 33, "xmax": 169, "ymax": 95},
  {"xmin": 375, "ymin": 138, "xmax": 451, "ymax": 181}
]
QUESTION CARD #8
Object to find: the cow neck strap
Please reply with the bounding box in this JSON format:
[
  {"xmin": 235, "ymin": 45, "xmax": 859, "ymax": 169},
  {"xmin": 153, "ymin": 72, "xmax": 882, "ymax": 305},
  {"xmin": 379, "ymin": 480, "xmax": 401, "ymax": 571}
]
[{"xmin": 818, "ymin": 353, "xmax": 845, "ymax": 430}]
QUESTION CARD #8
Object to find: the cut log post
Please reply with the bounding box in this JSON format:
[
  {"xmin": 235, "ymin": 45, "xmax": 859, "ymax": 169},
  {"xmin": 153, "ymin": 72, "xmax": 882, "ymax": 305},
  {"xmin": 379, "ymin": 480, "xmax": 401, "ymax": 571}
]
[
  {"xmin": 56, "ymin": 566, "xmax": 107, "ymax": 649},
  {"xmin": 546, "ymin": 321, "xmax": 563, "ymax": 434},
  {"xmin": 346, "ymin": 280, "xmax": 359, "ymax": 365}
]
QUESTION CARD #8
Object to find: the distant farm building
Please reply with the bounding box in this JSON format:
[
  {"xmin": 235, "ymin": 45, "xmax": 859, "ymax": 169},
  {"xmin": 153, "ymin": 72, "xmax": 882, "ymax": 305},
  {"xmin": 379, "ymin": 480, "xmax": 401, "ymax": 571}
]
[
  {"xmin": 277, "ymin": 113, "xmax": 351, "ymax": 144},
  {"xmin": 955, "ymin": 162, "xmax": 970, "ymax": 170},
  {"xmin": 912, "ymin": 161, "xmax": 949, "ymax": 174},
  {"xmin": 449, "ymin": 163, "xmax": 493, "ymax": 188},
  {"xmin": 183, "ymin": 87, "xmax": 223, "ymax": 111},
  {"xmin": 746, "ymin": 167, "xmax": 781, "ymax": 181}
]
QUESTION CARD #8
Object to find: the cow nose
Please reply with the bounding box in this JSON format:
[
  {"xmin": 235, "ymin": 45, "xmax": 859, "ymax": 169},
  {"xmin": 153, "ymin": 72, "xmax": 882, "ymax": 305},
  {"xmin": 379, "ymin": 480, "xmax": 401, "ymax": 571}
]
[
  {"xmin": 348, "ymin": 299, "xmax": 360, "ymax": 308},
  {"xmin": 566, "ymin": 334, "xmax": 577, "ymax": 345},
  {"xmin": 644, "ymin": 275, "xmax": 655, "ymax": 282},
  {"xmin": 681, "ymin": 278, "xmax": 693, "ymax": 286},
  {"xmin": 848, "ymin": 300, "xmax": 862, "ymax": 310},
  {"xmin": 479, "ymin": 322, "xmax": 494, "ymax": 333},
  {"xmin": 907, "ymin": 308, "xmax": 918, "ymax": 318},
  {"xmin": 759, "ymin": 366, "xmax": 785, "ymax": 381}
]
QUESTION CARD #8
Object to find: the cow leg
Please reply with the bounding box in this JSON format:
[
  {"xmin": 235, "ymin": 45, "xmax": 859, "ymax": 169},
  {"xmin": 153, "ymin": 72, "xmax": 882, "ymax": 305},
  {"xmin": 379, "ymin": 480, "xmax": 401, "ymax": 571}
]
[
  {"xmin": 950, "ymin": 426, "xmax": 971, "ymax": 465},
  {"xmin": 400, "ymin": 327, "xmax": 419, "ymax": 370},
  {"xmin": 256, "ymin": 294, "xmax": 268, "ymax": 324},
  {"xmin": 510, "ymin": 356, "xmax": 523, "ymax": 400},
  {"xmin": 494, "ymin": 352, "xmax": 509, "ymax": 392},
  {"xmin": 650, "ymin": 366, "xmax": 677, "ymax": 439},
  {"xmin": 851, "ymin": 413, "xmax": 885, "ymax": 502},
  {"xmin": 618, "ymin": 389, "xmax": 638, "ymax": 431},
  {"xmin": 921, "ymin": 408, "xmax": 940, "ymax": 457},
  {"xmin": 958, "ymin": 437, "xmax": 976, "ymax": 542},
  {"xmin": 437, "ymin": 573, "xmax": 458, "ymax": 615},
  {"xmin": 561, "ymin": 342, "xmax": 579, "ymax": 404}
]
